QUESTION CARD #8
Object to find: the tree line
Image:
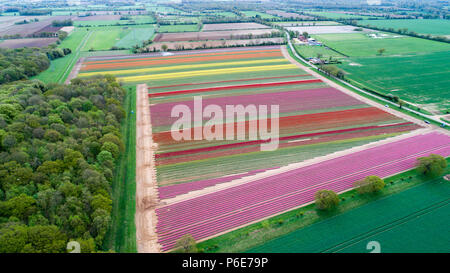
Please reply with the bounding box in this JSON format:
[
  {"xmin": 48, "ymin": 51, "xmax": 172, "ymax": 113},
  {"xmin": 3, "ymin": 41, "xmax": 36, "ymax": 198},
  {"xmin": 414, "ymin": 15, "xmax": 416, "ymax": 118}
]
[{"xmin": 0, "ymin": 47, "xmax": 71, "ymax": 85}]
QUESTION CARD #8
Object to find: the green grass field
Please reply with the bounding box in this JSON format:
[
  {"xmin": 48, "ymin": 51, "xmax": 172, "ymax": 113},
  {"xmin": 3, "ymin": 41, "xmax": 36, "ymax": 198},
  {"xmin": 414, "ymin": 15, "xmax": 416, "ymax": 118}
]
[
  {"xmin": 308, "ymin": 11, "xmax": 376, "ymax": 19},
  {"xmin": 81, "ymin": 26, "xmax": 155, "ymax": 50},
  {"xmin": 275, "ymin": 21, "xmax": 341, "ymax": 26},
  {"xmin": 157, "ymin": 24, "xmax": 199, "ymax": 33},
  {"xmin": 114, "ymin": 27, "xmax": 155, "ymax": 48},
  {"xmin": 33, "ymin": 29, "xmax": 90, "ymax": 83},
  {"xmin": 104, "ymin": 85, "xmax": 137, "ymax": 253},
  {"xmin": 294, "ymin": 44, "xmax": 345, "ymax": 59},
  {"xmin": 313, "ymin": 32, "xmax": 450, "ymax": 57},
  {"xmin": 358, "ymin": 19, "xmax": 450, "ymax": 36},
  {"xmin": 249, "ymin": 178, "xmax": 450, "ymax": 253},
  {"xmin": 82, "ymin": 27, "xmax": 127, "ymax": 51}
]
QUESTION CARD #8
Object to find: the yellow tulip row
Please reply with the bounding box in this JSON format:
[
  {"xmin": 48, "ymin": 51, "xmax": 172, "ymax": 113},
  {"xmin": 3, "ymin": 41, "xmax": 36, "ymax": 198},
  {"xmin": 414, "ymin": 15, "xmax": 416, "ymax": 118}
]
[
  {"xmin": 78, "ymin": 58, "xmax": 288, "ymax": 77},
  {"xmin": 118, "ymin": 64, "xmax": 298, "ymax": 83}
]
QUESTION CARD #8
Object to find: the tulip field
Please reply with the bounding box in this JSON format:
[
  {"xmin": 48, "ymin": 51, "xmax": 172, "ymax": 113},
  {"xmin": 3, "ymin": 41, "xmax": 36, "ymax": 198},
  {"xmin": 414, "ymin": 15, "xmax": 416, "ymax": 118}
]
[
  {"xmin": 156, "ymin": 132, "xmax": 450, "ymax": 251},
  {"xmin": 139, "ymin": 47, "xmax": 419, "ymax": 189},
  {"xmin": 76, "ymin": 45, "xmax": 440, "ymax": 252}
]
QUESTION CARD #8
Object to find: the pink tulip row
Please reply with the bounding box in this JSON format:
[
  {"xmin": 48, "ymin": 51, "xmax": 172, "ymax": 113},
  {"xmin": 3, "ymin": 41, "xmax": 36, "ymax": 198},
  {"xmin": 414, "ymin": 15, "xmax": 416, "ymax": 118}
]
[{"xmin": 150, "ymin": 87, "xmax": 362, "ymax": 127}]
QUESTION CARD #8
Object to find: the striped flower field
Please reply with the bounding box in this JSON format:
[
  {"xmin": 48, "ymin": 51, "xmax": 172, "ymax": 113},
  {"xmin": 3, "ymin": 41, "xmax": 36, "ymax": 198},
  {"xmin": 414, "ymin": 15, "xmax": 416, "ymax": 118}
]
[
  {"xmin": 78, "ymin": 46, "xmax": 422, "ymax": 191},
  {"xmin": 77, "ymin": 46, "xmax": 430, "ymax": 252},
  {"xmin": 156, "ymin": 132, "xmax": 450, "ymax": 251},
  {"xmin": 136, "ymin": 47, "xmax": 421, "ymax": 189}
]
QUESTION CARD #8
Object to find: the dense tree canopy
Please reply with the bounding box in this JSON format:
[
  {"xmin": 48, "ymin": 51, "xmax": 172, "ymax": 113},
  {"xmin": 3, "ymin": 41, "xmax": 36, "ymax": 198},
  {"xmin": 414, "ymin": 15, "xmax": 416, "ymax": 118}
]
[
  {"xmin": 0, "ymin": 75, "xmax": 126, "ymax": 252},
  {"xmin": 0, "ymin": 47, "xmax": 71, "ymax": 85}
]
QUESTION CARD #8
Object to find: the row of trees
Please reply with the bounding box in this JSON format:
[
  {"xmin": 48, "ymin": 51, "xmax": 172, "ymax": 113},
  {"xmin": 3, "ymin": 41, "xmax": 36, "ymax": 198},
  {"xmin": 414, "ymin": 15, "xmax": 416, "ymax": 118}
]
[
  {"xmin": 318, "ymin": 64, "xmax": 346, "ymax": 80},
  {"xmin": 315, "ymin": 154, "xmax": 448, "ymax": 211},
  {"xmin": 51, "ymin": 19, "xmax": 73, "ymax": 27},
  {"xmin": 0, "ymin": 75, "xmax": 126, "ymax": 252}
]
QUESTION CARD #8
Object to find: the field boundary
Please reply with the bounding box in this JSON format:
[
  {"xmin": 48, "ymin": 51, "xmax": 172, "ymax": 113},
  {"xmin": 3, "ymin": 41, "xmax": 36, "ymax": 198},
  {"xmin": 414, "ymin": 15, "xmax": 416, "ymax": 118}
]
[{"xmin": 135, "ymin": 83, "xmax": 161, "ymax": 253}]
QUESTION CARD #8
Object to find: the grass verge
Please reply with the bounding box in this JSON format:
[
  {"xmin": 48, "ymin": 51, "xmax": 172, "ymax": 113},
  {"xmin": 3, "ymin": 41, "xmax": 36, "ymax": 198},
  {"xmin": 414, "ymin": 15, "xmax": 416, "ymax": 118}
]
[{"xmin": 104, "ymin": 85, "xmax": 137, "ymax": 252}]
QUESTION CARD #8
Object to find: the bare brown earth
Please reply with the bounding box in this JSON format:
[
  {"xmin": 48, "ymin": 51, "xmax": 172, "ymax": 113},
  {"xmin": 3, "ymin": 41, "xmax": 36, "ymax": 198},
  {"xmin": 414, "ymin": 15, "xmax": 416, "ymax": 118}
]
[
  {"xmin": 148, "ymin": 37, "xmax": 284, "ymax": 51},
  {"xmin": 153, "ymin": 29, "xmax": 280, "ymax": 42},
  {"xmin": 202, "ymin": 23, "xmax": 270, "ymax": 31},
  {"xmin": 0, "ymin": 16, "xmax": 73, "ymax": 37},
  {"xmin": 135, "ymin": 84, "xmax": 161, "ymax": 253},
  {"xmin": 0, "ymin": 37, "xmax": 58, "ymax": 48},
  {"xmin": 65, "ymin": 57, "xmax": 85, "ymax": 84}
]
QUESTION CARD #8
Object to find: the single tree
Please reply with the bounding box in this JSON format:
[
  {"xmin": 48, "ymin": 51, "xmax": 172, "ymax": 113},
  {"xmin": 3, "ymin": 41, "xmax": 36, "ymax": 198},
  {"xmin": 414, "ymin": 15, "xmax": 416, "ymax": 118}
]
[
  {"xmin": 353, "ymin": 176, "xmax": 385, "ymax": 194},
  {"xmin": 377, "ymin": 48, "xmax": 386, "ymax": 55},
  {"xmin": 161, "ymin": 44, "xmax": 168, "ymax": 52},
  {"xmin": 315, "ymin": 190, "xmax": 340, "ymax": 210},
  {"xmin": 175, "ymin": 234, "xmax": 197, "ymax": 253},
  {"xmin": 417, "ymin": 154, "xmax": 447, "ymax": 178}
]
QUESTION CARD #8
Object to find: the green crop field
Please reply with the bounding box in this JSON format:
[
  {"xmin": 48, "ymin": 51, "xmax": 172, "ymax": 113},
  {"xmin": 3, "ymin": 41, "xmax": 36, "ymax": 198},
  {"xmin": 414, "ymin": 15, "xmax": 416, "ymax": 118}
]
[
  {"xmin": 294, "ymin": 44, "xmax": 345, "ymax": 59},
  {"xmin": 313, "ymin": 32, "xmax": 450, "ymax": 57},
  {"xmin": 358, "ymin": 19, "xmax": 450, "ymax": 36},
  {"xmin": 313, "ymin": 32, "xmax": 450, "ymax": 112},
  {"xmin": 157, "ymin": 24, "xmax": 199, "ymax": 33},
  {"xmin": 338, "ymin": 51, "xmax": 450, "ymax": 110},
  {"xmin": 249, "ymin": 178, "xmax": 450, "ymax": 253},
  {"xmin": 74, "ymin": 16, "xmax": 155, "ymax": 27}
]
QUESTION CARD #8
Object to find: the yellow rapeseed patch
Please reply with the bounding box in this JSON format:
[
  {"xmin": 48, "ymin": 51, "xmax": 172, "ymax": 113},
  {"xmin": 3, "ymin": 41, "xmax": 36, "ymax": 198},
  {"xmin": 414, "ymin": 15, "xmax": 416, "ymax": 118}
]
[
  {"xmin": 78, "ymin": 58, "xmax": 288, "ymax": 77},
  {"xmin": 119, "ymin": 64, "xmax": 297, "ymax": 83}
]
